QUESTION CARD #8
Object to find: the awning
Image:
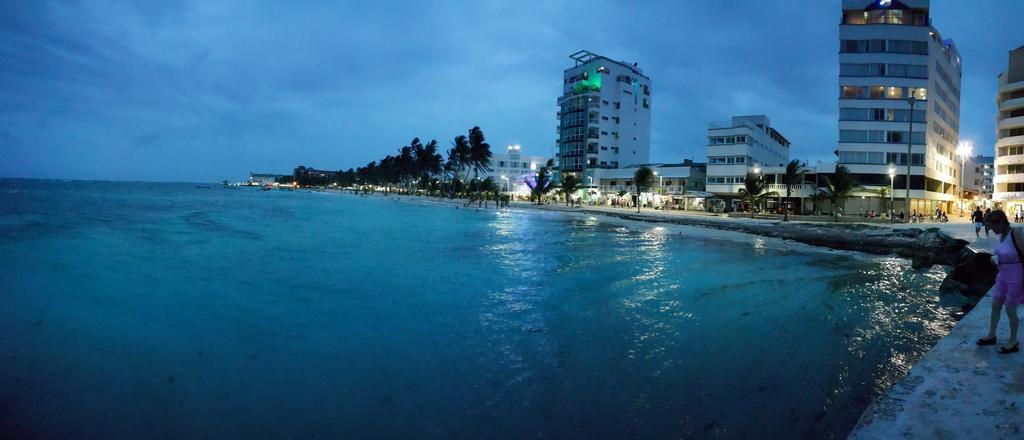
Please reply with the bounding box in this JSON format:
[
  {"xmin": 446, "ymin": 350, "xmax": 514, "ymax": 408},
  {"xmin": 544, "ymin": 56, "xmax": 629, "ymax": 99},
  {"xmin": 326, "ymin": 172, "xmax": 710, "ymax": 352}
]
[{"xmin": 680, "ymin": 191, "xmax": 714, "ymax": 198}]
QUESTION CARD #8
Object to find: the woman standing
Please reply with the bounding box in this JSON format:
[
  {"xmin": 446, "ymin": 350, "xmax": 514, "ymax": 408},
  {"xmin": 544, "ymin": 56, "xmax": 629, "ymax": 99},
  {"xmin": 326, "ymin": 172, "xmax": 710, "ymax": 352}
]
[{"xmin": 977, "ymin": 210, "xmax": 1023, "ymax": 353}]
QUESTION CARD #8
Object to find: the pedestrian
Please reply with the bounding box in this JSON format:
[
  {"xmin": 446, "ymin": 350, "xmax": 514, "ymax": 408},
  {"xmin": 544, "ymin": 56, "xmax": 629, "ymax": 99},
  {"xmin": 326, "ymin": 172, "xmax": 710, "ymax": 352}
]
[
  {"xmin": 985, "ymin": 207, "xmax": 992, "ymax": 236},
  {"xmin": 972, "ymin": 207, "xmax": 985, "ymax": 238},
  {"xmin": 977, "ymin": 210, "xmax": 1023, "ymax": 354}
]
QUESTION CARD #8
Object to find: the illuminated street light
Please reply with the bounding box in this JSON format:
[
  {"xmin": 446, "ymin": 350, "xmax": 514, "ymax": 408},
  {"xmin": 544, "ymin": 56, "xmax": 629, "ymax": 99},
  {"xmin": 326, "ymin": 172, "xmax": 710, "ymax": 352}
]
[
  {"xmin": 957, "ymin": 141, "xmax": 973, "ymax": 215},
  {"xmin": 888, "ymin": 166, "xmax": 896, "ymax": 222}
]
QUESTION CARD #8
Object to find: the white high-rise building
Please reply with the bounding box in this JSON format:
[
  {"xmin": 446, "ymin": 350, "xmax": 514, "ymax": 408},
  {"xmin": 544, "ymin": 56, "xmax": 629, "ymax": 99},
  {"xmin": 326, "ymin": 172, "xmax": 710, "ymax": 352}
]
[
  {"xmin": 705, "ymin": 115, "xmax": 791, "ymax": 210},
  {"xmin": 837, "ymin": 0, "xmax": 962, "ymax": 216},
  {"xmin": 993, "ymin": 45, "xmax": 1024, "ymax": 211},
  {"xmin": 557, "ymin": 50, "xmax": 651, "ymax": 186}
]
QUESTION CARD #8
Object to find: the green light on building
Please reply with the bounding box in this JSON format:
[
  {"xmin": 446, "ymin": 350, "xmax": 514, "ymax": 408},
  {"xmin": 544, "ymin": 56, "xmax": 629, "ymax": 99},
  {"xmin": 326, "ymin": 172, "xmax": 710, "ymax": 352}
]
[{"xmin": 572, "ymin": 66, "xmax": 602, "ymax": 94}]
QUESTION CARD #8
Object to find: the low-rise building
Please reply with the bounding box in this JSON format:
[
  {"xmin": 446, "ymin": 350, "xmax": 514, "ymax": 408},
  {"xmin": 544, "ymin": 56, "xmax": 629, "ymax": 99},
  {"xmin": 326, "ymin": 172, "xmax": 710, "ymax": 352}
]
[
  {"xmin": 480, "ymin": 144, "xmax": 553, "ymax": 196},
  {"xmin": 963, "ymin": 155, "xmax": 994, "ymax": 207},
  {"xmin": 592, "ymin": 161, "xmax": 707, "ymax": 209},
  {"xmin": 705, "ymin": 115, "xmax": 791, "ymax": 211}
]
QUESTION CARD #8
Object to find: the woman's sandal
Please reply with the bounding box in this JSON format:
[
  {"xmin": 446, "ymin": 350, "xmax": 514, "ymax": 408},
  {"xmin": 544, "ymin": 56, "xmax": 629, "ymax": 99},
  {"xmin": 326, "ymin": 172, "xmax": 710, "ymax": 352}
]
[
  {"xmin": 998, "ymin": 343, "xmax": 1020, "ymax": 354},
  {"xmin": 977, "ymin": 336, "xmax": 997, "ymax": 346}
]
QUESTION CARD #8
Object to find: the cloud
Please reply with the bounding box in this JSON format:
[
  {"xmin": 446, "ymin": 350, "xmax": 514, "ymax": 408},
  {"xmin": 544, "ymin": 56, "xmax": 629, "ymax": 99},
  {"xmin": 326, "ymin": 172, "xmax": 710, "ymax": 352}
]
[{"xmin": 0, "ymin": 0, "xmax": 1020, "ymax": 181}]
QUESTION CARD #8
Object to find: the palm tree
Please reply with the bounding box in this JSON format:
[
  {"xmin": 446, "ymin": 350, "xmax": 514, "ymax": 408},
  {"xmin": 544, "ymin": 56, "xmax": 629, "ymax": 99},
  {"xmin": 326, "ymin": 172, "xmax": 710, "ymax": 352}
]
[
  {"xmin": 467, "ymin": 126, "xmax": 492, "ymax": 180},
  {"xmin": 781, "ymin": 160, "xmax": 807, "ymax": 222},
  {"xmin": 738, "ymin": 172, "xmax": 779, "ymax": 219},
  {"xmin": 477, "ymin": 177, "xmax": 499, "ymax": 208},
  {"xmin": 821, "ymin": 165, "xmax": 863, "ymax": 221},
  {"xmin": 451, "ymin": 135, "xmax": 472, "ymax": 182},
  {"xmin": 633, "ymin": 166, "xmax": 655, "ymax": 213},
  {"xmin": 560, "ymin": 175, "xmax": 579, "ymax": 207},
  {"xmin": 530, "ymin": 159, "xmax": 556, "ymax": 204},
  {"xmin": 877, "ymin": 186, "xmax": 892, "ymax": 217}
]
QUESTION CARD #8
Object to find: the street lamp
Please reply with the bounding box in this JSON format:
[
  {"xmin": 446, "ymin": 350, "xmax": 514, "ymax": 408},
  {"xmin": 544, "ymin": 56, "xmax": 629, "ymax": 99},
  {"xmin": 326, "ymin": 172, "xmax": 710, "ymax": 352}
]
[
  {"xmin": 903, "ymin": 96, "xmax": 917, "ymax": 222},
  {"xmin": 888, "ymin": 166, "xmax": 896, "ymax": 222},
  {"xmin": 957, "ymin": 140, "xmax": 973, "ymax": 215}
]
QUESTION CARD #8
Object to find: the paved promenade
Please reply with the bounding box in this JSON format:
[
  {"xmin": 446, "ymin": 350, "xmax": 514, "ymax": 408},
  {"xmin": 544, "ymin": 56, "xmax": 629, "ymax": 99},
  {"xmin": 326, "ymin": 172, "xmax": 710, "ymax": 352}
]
[{"xmin": 849, "ymin": 290, "xmax": 1024, "ymax": 439}]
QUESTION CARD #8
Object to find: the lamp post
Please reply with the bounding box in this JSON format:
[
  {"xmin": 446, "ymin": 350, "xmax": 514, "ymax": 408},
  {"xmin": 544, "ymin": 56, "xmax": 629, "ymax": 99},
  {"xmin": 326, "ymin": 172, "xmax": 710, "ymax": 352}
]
[
  {"xmin": 956, "ymin": 141, "xmax": 973, "ymax": 216},
  {"xmin": 904, "ymin": 96, "xmax": 916, "ymax": 223},
  {"xmin": 888, "ymin": 167, "xmax": 896, "ymax": 222}
]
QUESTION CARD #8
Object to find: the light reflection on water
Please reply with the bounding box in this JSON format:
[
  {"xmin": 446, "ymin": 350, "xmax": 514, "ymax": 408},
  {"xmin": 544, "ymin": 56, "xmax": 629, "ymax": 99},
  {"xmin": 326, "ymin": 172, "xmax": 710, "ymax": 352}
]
[{"xmin": 0, "ymin": 182, "xmax": 967, "ymax": 439}]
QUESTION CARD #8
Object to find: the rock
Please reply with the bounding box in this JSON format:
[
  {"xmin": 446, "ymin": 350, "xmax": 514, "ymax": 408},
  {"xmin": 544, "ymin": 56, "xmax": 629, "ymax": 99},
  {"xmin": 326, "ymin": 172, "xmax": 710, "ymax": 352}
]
[
  {"xmin": 898, "ymin": 228, "xmax": 923, "ymax": 238},
  {"xmin": 943, "ymin": 250, "xmax": 997, "ymax": 298}
]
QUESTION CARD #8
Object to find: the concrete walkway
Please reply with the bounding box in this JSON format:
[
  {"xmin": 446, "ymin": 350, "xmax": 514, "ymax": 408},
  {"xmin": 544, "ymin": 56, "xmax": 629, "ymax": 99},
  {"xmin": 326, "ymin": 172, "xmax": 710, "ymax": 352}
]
[{"xmin": 849, "ymin": 292, "xmax": 1024, "ymax": 439}]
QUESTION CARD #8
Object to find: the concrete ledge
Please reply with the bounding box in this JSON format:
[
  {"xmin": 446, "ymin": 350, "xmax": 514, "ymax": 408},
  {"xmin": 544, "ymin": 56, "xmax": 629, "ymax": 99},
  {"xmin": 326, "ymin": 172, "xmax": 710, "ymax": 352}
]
[{"xmin": 849, "ymin": 293, "xmax": 1024, "ymax": 439}]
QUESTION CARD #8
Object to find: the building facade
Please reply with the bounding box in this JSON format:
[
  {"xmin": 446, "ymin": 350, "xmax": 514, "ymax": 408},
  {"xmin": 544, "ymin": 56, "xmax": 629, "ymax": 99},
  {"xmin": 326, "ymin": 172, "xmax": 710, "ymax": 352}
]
[
  {"xmin": 963, "ymin": 155, "xmax": 994, "ymax": 205},
  {"xmin": 481, "ymin": 145, "xmax": 553, "ymax": 196},
  {"xmin": 593, "ymin": 161, "xmax": 707, "ymax": 209},
  {"xmin": 993, "ymin": 45, "xmax": 1024, "ymax": 211},
  {"xmin": 837, "ymin": 0, "xmax": 962, "ymax": 216},
  {"xmin": 557, "ymin": 50, "xmax": 651, "ymax": 186},
  {"xmin": 705, "ymin": 115, "xmax": 791, "ymax": 210}
]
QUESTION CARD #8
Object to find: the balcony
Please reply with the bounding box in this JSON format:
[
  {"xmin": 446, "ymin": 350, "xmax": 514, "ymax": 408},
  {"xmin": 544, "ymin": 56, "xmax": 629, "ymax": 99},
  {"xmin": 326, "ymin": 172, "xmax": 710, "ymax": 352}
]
[
  {"xmin": 599, "ymin": 185, "xmax": 691, "ymax": 195},
  {"xmin": 999, "ymin": 116, "xmax": 1024, "ymax": 130},
  {"xmin": 999, "ymin": 97, "xmax": 1024, "ymax": 111},
  {"xmin": 997, "ymin": 135, "xmax": 1024, "ymax": 147},
  {"xmin": 995, "ymin": 154, "xmax": 1024, "ymax": 166},
  {"xmin": 995, "ymin": 191, "xmax": 1024, "ymax": 201},
  {"xmin": 766, "ymin": 183, "xmax": 818, "ymax": 198},
  {"xmin": 998, "ymin": 80, "xmax": 1024, "ymax": 94},
  {"xmin": 993, "ymin": 174, "xmax": 1024, "ymax": 184}
]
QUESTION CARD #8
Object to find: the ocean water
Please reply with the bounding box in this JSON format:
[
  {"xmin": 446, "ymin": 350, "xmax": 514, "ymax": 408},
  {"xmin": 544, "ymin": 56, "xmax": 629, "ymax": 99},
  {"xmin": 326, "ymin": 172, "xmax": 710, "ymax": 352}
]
[{"xmin": 0, "ymin": 180, "xmax": 963, "ymax": 439}]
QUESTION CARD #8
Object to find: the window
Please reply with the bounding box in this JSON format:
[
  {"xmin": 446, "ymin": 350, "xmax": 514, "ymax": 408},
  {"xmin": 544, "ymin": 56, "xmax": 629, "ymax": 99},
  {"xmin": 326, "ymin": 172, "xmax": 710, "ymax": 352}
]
[
  {"xmin": 841, "ymin": 86, "xmax": 864, "ymax": 98},
  {"xmin": 907, "ymin": 65, "xmax": 927, "ymax": 78},
  {"xmin": 840, "ymin": 130, "xmax": 867, "ymax": 142},
  {"xmin": 910, "ymin": 87, "xmax": 927, "ymax": 100},
  {"xmin": 869, "ymin": 86, "xmax": 885, "ymax": 98}
]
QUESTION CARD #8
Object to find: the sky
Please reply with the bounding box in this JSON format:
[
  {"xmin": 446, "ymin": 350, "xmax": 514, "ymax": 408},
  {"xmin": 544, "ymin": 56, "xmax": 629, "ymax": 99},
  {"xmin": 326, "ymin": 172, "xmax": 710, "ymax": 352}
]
[{"xmin": 1, "ymin": 1, "xmax": 1022, "ymax": 182}]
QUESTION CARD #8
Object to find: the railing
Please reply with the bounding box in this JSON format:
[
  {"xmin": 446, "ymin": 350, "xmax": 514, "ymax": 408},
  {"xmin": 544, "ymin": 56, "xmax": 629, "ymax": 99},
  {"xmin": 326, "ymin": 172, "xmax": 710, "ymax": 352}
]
[
  {"xmin": 599, "ymin": 185, "xmax": 691, "ymax": 195},
  {"xmin": 766, "ymin": 183, "xmax": 817, "ymax": 196},
  {"xmin": 999, "ymin": 116, "xmax": 1024, "ymax": 130},
  {"xmin": 998, "ymin": 97, "xmax": 1024, "ymax": 110}
]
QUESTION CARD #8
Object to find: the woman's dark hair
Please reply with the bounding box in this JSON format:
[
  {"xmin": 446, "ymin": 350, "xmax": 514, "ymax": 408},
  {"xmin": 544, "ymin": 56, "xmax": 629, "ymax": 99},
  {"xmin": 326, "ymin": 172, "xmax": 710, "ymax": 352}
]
[{"xmin": 986, "ymin": 209, "xmax": 1009, "ymax": 228}]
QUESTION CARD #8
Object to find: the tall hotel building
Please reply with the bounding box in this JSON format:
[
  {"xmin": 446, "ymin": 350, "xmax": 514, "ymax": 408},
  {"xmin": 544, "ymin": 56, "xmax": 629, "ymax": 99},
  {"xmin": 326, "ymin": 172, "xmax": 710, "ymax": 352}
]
[
  {"xmin": 557, "ymin": 50, "xmax": 651, "ymax": 186},
  {"xmin": 993, "ymin": 45, "xmax": 1024, "ymax": 211},
  {"xmin": 837, "ymin": 0, "xmax": 961, "ymax": 215}
]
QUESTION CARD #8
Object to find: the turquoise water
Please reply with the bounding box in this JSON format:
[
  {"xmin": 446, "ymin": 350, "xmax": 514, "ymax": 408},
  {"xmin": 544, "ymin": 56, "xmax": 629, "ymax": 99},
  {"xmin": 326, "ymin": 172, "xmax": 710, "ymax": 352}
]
[{"xmin": 0, "ymin": 180, "xmax": 962, "ymax": 438}]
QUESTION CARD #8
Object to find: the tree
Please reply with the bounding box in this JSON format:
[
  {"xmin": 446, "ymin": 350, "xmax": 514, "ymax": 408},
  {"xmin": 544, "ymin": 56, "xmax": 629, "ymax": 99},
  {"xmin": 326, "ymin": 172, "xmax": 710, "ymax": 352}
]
[
  {"xmin": 821, "ymin": 165, "xmax": 863, "ymax": 221},
  {"xmin": 633, "ymin": 166, "xmax": 655, "ymax": 213},
  {"xmin": 478, "ymin": 177, "xmax": 499, "ymax": 208},
  {"xmin": 781, "ymin": 159, "xmax": 807, "ymax": 222},
  {"xmin": 467, "ymin": 126, "xmax": 493, "ymax": 180},
  {"xmin": 877, "ymin": 185, "xmax": 892, "ymax": 216},
  {"xmin": 560, "ymin": 175, "xmax": 579, "ymax": 207},
  {"xmin": 530, "ymin": 159, "xmax": 556, "ymax": 204},
  {"xmin": 738, "ymin": 172, "xmax": 778, "ymax": 219},
  {"xmin": 451, "ymin": 135, "xmax": 472, "ymax": 183}
]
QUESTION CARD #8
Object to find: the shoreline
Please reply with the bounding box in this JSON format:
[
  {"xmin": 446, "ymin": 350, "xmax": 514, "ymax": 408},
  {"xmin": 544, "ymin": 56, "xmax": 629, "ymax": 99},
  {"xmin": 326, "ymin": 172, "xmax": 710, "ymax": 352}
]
[{"xmin": 321, "ymin": 190, "xmax": 969, "ymax": 267}]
